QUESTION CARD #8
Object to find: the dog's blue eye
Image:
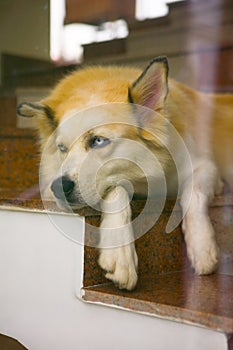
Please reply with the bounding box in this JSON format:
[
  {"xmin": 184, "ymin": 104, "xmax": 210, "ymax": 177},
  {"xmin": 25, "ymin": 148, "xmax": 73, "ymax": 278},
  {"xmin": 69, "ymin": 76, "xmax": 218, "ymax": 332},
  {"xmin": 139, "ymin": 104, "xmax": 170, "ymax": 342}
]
[
  {"xmin": 58, "ymin": 143, "xmax": 68, "ymax": 153},
  {"xmin": 91, "ymin": 136, "xmax": 110, "ymax": 149}
]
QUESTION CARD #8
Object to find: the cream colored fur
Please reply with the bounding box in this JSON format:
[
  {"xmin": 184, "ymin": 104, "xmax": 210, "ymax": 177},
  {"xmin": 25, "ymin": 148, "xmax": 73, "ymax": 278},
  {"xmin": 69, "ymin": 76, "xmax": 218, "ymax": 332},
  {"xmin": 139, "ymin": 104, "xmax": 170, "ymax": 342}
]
[{"xmin": 17, "ymin": 57, "xmax": 233, "ymax": 290}]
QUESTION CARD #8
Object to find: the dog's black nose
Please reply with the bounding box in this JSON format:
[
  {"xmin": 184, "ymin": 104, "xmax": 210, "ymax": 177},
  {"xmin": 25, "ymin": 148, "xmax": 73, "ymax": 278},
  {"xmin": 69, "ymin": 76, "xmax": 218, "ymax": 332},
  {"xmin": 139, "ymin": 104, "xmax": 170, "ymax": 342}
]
[{"xmin": 51, "ymin": 176, "xmax": 75, "ymax": 200}]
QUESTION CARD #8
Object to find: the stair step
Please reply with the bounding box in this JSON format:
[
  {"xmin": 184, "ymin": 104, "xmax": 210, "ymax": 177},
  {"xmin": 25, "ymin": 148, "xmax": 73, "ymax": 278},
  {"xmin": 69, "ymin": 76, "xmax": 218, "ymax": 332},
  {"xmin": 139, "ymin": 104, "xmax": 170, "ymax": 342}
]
[
  {"xmin": 82, "ymin": 195, "xmax": 233, "ymax": 334},
  {"xmin": 83, "ymin": 265, "xmax": 233, "ymax": 333}
]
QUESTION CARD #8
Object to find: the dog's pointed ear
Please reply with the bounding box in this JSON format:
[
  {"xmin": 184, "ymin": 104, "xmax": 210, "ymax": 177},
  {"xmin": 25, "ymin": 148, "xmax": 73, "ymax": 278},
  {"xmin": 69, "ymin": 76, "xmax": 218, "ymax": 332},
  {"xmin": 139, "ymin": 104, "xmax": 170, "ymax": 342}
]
[
  {"xmin": 17, "ymin": 102, "xmax": 57, "ymax": 130},
  {"xmin": 128, "ymin": 56, "xmax": 169, "ymax": 110}
]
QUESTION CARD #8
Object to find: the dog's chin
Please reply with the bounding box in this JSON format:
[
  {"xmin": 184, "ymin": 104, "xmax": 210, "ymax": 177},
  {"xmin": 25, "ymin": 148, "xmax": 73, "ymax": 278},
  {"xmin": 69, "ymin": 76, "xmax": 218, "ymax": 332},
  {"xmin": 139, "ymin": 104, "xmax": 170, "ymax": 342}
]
[{"xmin": 52, "ymin": 190, "xmax": 105, "ymax": 212}]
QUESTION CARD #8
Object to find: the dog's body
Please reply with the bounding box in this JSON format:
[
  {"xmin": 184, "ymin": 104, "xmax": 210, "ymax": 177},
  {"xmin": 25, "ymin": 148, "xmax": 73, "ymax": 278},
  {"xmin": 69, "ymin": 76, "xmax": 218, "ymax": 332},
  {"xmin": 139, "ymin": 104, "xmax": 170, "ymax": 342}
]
[{"xmin": 18, "ymin": 57, "xmax": 233, "ymax": 290}]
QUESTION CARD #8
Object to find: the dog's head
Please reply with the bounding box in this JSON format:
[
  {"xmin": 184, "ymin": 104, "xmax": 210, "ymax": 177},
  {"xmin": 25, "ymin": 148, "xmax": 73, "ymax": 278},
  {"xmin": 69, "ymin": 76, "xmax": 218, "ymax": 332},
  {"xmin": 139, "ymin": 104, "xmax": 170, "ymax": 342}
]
[{"xmin": 18, "ymin": 57, "xmax": 170, "ymax": 209}]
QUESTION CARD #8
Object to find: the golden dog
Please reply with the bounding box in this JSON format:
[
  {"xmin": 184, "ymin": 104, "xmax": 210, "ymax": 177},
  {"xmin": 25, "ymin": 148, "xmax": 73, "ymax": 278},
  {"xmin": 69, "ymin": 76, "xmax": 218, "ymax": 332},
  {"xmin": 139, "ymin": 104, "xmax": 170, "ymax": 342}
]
[{"xmin": 18, "ymin": 56, "xmax": 233, "ymax": 290}]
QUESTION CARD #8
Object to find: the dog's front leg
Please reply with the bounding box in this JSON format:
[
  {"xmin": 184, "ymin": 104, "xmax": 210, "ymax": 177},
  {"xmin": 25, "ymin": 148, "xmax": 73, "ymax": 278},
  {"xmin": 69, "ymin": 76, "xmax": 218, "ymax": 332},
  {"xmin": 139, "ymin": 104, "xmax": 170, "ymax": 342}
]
[
  {"xmin": 98, "ymin": 186, "xmax": 138, "ymax": 290},
  {"xmin": 180, "ymin": 159, "xmax": 222, "ymax": 274}
]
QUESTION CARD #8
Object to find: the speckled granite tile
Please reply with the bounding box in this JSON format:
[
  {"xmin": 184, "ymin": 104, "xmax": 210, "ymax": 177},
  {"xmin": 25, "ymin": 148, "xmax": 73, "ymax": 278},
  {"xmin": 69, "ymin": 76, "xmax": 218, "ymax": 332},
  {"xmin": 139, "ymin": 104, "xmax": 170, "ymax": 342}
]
[
  {"xmin": 83, "ymin": 267, "xmax": 233, "ymax": 333},
  {"xmin": 210, "ymin": 204, "xmax": 233, "ymax": 260},
  {"xmin": 84, "ymin": 216, "xmax": 106, "ymax": 286},
  {"xmin": 83, "ymin": 198, "xmax": 188, "ymax": 287},
  {"xmin": 0, "ymin": 129, "xmax": 39, "ymax": 197},
  {"xmin": 82, "ymin": 195, "xmax": 233, "ymax": 334},
  {"xmin": 83, "ymin": 196, "xmax": 233, "ymax": 287}
]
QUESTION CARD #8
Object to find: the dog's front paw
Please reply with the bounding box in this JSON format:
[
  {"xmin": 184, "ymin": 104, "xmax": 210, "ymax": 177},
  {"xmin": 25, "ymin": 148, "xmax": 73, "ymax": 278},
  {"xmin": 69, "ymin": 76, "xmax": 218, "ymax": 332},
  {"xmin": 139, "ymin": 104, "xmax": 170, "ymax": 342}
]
[
  {"xmin": 98, "ymin": 245, "xmax": 138, "ymax": 291},
  {"xmin": 187, "ymin": 239, "xmax": 219, "ymax": 275},
  {"xmin": 183, "ymin": 214, "xmax": 220, "ymax": 275}
]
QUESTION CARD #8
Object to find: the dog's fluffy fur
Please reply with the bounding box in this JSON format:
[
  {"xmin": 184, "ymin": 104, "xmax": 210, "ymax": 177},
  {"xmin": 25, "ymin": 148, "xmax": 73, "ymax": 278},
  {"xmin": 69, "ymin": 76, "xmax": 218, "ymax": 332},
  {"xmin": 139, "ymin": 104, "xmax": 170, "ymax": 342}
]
[{"xmin": 18, "ymin": 57, "xmax": 233, "ymax": 290}]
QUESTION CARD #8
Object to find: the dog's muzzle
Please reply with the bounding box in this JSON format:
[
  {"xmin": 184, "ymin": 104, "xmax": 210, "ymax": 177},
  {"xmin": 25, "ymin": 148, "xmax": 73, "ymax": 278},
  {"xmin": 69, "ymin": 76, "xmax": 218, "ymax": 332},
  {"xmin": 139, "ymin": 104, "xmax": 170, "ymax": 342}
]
[{"xmin": 51, "ymin": 176, "xmax": 75, "ymax": 202}]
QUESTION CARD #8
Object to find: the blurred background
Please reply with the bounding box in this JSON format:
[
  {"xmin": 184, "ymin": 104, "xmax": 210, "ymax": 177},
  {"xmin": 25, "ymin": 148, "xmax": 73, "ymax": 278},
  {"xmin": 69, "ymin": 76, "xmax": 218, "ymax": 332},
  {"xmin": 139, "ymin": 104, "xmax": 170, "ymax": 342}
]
[{"xmin": 0, "ymin": 0, "xmax": 232, "ymax": 96}]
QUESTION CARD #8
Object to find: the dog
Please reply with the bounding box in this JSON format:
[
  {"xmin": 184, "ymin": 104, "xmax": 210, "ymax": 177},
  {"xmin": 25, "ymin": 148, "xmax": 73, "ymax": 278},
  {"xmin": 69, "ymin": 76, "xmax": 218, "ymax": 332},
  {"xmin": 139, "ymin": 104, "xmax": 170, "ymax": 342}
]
[{"xmin": 18, "ymin": 56, "xmax": 233, "ymax": 290}]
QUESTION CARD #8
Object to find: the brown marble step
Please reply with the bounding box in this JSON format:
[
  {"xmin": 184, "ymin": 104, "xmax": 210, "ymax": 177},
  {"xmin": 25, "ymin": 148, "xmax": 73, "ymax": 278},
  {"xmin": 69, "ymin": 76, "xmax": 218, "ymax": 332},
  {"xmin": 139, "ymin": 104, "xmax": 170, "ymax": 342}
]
[
  {"xmin": 82, "ymin": 195, "xmax": 233, "ymax": 335},
  {"xmin": 83, "ymin": 195, "xmax": 233, "ymax": 286},
  {"xmin": 83, "ymin": 198, "xmax": 188, "ymax": 288},
  {"xmin": 0, "ymin": 128, "xmax": 39, "ymax": 197},
  {"xmin": 82, "ymin": 263, "xmax": 233, "ymax": 333}
]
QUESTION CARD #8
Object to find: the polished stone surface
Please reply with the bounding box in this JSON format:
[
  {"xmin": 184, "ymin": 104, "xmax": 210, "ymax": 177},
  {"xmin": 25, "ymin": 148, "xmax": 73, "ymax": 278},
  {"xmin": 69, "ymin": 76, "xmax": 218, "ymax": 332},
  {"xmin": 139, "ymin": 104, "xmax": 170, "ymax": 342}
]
[
  {"xmin": 82, "ymin": 196, "xmax": 233, "ymax": 335},
  {"xmin": 0, "ymin": 128, "xmax": 39, "ymax": 198},
  {"xmin": 83, "ymin": 265, "xmax": 233, "ymax": 333}
]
